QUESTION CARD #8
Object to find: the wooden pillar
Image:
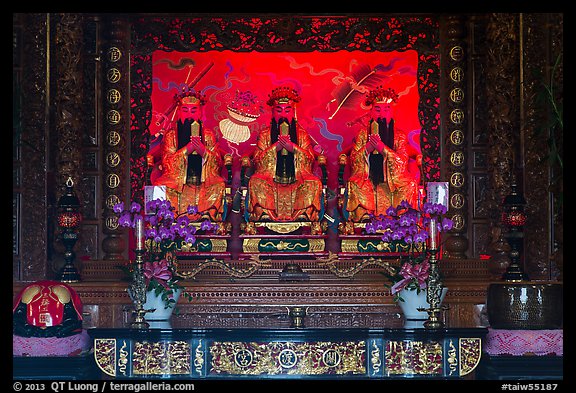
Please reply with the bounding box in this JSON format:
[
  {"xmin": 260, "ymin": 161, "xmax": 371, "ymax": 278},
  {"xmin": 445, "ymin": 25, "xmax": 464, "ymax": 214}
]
[
  {"xmin": 100, "ymin": 15, "xmax": 130, "ymax": 261},
  {"xmin": 15, "ymin": 13, "xmax": 50, "ymax": 281},
  {"xmin": 442, "ymin": 15, "xmax": 469, "ymax": 259}
]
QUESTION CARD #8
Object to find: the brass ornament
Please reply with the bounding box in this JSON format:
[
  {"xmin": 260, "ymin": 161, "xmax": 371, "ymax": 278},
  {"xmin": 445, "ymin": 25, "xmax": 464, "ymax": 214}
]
[
  {"xmin": 106, "ymin": 173, "xmax": 120, "ymax": 189},
  {"xmin": 449, "ymin": 87, "xmax": 464, "ymax": 103},
  {"xmin": 106, "ymin": 110, "xmax": 121, "ymax": 125},
  {"xmin": 450, "ymin": 129, "xmax": 464, "ymax": 145},
  {"xmin": 105, "ymin": 194, "xmax": 120, "ymax": 210},
  {"xmin": 106, "ymin": 130, "xmax": 121, "ymax": 146},
  {"xmin": 450, "ymin": 193, "xmax": 465, "ymax": 209},
  {"xmin": 450, "ymin": 151, "xmax": 465, "ymax": 166},
  {"xmin": 451, "ymin": 214, "xmax": 465, "ymax": 230},
  {"xmin": 450, "ymin": 67, "xmax": 464, "ymax": 82},
  {"xmin": 105, "ymin": 215, "xmax": 119, "ymax": 230},
  {"xmin": 449, "ymin": 45, "xmax": 464, "ymax": 61},
  {"xmin": 316, "ymin": 253, "xmax": 395, "ymax": 279},
  {"xmin": 450, "ymin": 172, "xmax": 464, "ymax": 187},
  {"xmin": 106, "ymin": 152, "xmax": 121, "ymax": 168},
  {"xmin": 210, "ymin": 341, "xmax": 366, "ymax": 376},
  {"xmin": 450, "ymin": 109, "xmax": 464, "ymax": 125},
  {"xmin": 107, "ymin": 47, "xmax": 122, "ymax": 62},
  {"xmin": 107, "ymin": 68, "xmax": 121, "ymax": 83},
  {"xmin": 107, "ymin": 88, "xmax": 121, "ymax": 104}
]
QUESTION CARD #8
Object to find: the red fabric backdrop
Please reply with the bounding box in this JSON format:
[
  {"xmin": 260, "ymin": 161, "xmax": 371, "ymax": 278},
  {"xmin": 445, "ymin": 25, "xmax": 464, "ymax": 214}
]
[{"xmin": 150, "ymin": 50, "xmax": 421, "ymax": 191}]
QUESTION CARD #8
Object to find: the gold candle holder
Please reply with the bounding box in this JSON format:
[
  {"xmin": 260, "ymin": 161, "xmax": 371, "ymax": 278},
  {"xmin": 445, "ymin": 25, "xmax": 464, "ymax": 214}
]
[
  {"xmin": 130, "ymin": 248, "xmax": 150, "ymax": 329},
  {"xmin": 423, "ymin": 248, "xmax": 444, "ymax": 329}
]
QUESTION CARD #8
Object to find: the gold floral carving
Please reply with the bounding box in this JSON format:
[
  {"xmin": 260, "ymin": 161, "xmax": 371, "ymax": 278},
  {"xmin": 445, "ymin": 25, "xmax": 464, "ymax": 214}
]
[
  {"xmin": 459, "ymin": 338, "xmax": 482, "ymax": 376},
  {"xmin": 94, "ymin": 338, "xmax": 116, "ymax": 377},
  {"xmin": 209, "ymin": 341, "xmax": 365, "ymax": 376},
  {"xmin": 132, "ymin": 341, "xmax": 191, "ymax": 375},
  {"xmin": 385, "ymin": 341, "xmax": 443, "ymax": 375}
]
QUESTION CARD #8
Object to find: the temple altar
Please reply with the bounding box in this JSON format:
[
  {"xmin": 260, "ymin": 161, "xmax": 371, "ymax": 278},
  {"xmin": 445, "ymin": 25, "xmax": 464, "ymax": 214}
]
[
  {"xmin": 12, "ymin": 12, "xmax": 563, "ymax": 382},
  {"xmin": 88, "ymin": 316, "xmax": 487, "ymax": 379}
]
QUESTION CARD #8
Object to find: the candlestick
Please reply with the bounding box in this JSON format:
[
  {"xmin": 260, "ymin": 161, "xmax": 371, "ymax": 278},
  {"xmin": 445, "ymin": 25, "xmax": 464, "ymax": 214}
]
[
  {"xmin": 130, "ymin": 248, "xmax": 149, "ymax": 329},
  {"xmin": 429, "ymin": 217, "xmax": 438, "ymax": 250},
  {"xmin": 135, "ymin": 215, "xmax": 145, "ymax": 251}
]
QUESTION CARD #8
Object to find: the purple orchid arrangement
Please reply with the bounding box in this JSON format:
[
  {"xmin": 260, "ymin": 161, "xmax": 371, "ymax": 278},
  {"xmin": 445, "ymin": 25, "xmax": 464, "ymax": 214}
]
[
  {"xmin": 113, "ymin": 198, "xmax": 218, "ymax": 309},
  {"xmin": 366, "ymin": 200, "xmax": 453, "ymax": 302}
]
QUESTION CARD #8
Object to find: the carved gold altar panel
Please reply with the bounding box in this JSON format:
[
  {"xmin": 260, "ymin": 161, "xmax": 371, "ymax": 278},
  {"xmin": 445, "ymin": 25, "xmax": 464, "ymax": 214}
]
[
  {"xmin": 209, "ymin": 341, "xmax": 365, "ymax": 376},
  {"xmin": 132, "ymin": 341, "xmax": 191, "ymax": 375},
  {"xmin": 90, "ymin": 328, "xmax": 485, "ymax": 379},
  {"xmin": 385, "ymin": 340, "xmax": 444, "ymax": 375}
]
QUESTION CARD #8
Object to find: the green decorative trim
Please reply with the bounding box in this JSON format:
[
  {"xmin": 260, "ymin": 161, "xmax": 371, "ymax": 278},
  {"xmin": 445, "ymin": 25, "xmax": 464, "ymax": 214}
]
[{"xmin": 258, "ymin": 239, "xmax": 309, "ymax": 252}]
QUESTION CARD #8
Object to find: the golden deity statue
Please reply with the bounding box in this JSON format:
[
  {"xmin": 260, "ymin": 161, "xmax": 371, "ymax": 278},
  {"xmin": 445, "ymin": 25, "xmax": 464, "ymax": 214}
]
[
  {"xmin": 147, "ymin": 91, "xmax": 227, "ymax": 221},
  {"xmin": 246, "ymin": 86, "xmax": 324, "ymax": 222},
  {"xmin": 344, "ymin": 86, "xmax": 420, "ymax": 223}
]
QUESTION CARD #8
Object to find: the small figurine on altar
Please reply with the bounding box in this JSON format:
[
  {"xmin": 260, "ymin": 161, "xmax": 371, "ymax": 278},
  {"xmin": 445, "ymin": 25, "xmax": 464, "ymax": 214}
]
[
  {"xmin": 246, "ymin": 86, "xmax": 324, "ymax": 222},
  {"xmin": 343, "ymin": 86, "xmax": 420, "ymax": 223},
  {"xmin": 147, "ymin": 91, "xmax": 227, "ymax": 222}
]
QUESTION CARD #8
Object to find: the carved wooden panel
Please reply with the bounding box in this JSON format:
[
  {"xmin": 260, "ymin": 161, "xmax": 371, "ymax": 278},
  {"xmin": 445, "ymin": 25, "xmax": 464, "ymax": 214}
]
[
  {"xmin": 13, "ymin": 278, "xmax": 490, "ymax": 329},
  {"xmin": 16, "ymin": 13, "xmax": 49, "ymax": 280}
]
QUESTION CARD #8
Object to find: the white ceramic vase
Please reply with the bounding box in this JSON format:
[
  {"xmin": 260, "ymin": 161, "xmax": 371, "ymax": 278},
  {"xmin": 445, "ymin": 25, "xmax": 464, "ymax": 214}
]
[
  {"xmin": 397, "ymin": 287, "xmax": 448, "ymax": 327},
  {"xmin": 143, "ymin": 288, "xmax": 182, "ymax": 321}
]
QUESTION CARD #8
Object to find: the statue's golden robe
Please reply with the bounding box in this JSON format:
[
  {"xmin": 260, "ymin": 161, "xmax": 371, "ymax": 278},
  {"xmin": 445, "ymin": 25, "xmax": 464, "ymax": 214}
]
[
  {"xmin": 248, "ymin": 124, "xmax": 323, "ymax": 222},
  {"xmin": 150, "ymin": 126, "xmax": 226, "ymax": 220},
  {"xmin": 346, "ymin": 127, "xmax": 419, "ymax": 222}
]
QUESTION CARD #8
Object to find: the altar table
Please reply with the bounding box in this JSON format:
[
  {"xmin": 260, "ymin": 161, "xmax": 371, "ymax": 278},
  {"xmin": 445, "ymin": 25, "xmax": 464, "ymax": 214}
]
[{"xmin": 88, "ymin": 322, "xmax": 487, "ymax": 380}]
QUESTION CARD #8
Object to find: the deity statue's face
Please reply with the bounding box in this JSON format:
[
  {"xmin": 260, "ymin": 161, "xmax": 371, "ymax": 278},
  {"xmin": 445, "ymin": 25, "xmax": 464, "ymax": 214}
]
[
  {"xmin": 370, "ymin": 102, "xmax": 393, "ymax": 121},
  {"xmin": 178, "ymin": 102, "xmax": 203, "ymax": 122},
  {"xmin": 272, "ymin": 103, "xmax": 295, "ymax": 123}
]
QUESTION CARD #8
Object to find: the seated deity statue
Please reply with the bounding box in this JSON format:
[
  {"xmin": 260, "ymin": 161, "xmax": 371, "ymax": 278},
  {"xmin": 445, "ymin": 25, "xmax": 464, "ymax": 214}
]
[
  {"xmin": 246, "ymin": 86, "xmax": 324, "ymax": 222},
  {"xmin": 147, "ymin": 91, "xmax": 227, "ymax": 222},
  {"xmin": 344, "ymin": 86, "xmax": 420, "ymax": 223}
]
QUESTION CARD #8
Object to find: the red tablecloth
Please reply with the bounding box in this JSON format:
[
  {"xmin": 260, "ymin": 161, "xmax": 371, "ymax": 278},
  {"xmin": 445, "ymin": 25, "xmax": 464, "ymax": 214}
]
[
  {"xmin": 484, "ymin": 328, "xmax": 563, "ymax": 356},
  {"xmin": 13, "ymin": 329, "xmax": 92, "ymax": 357}
]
